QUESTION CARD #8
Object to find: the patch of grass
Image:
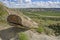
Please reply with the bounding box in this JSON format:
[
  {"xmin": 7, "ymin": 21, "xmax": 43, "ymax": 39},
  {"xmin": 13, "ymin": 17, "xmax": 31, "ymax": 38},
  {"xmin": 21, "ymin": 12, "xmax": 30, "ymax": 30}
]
[
  {"xmin": 18, "ymin": 32, "xmax": 28, "ymax": 40},
  {"xmin": 36, "ymin": 26, "xmax": 44, "ymax": 33}
]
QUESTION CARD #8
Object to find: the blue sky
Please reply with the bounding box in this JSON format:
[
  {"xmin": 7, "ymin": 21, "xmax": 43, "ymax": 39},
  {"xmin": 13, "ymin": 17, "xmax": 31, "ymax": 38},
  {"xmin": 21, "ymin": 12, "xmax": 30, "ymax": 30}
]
[{"xmin": 0, "ymin": 0, "xmax": 60, "ymax": 8}]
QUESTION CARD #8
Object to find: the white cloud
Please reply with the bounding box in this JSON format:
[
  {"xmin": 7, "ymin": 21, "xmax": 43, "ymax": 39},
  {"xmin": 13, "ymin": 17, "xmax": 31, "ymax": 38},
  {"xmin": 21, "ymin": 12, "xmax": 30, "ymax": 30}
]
[
  {"xmin": 31, "ymin": 1, "xmax": 60, "ymax": 8},
  {"xmin": 0, "ymin": 0, "xmax": 60, "ymax": 8},
  {"xmin": 25, "ymin": 0, "xmax": 31, "ymax": 2}
]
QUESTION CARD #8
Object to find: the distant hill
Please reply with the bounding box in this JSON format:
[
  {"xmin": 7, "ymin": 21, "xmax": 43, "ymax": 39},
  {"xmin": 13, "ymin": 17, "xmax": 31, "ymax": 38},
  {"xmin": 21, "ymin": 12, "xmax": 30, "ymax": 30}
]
[{"xmin": 19, "ymin": 8, "xmax": 60, "ymax": 12}]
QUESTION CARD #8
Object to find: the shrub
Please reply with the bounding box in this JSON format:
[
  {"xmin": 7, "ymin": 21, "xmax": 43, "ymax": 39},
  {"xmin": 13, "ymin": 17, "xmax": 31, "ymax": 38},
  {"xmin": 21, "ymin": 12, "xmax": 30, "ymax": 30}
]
[
  {"xmin": 36, "ymin": 26, "xmax": 44, "ymax": 33},
  {"xmin": 44, "ymin": 27, "xmax": 55, "ymax": 35},
  {"xmin": 18, "ymin": 32, "xmax": 28, "ymax": 40},
  {"xmin": 47, "ymin": 23, "xmax": 60, "ymax": 36}
]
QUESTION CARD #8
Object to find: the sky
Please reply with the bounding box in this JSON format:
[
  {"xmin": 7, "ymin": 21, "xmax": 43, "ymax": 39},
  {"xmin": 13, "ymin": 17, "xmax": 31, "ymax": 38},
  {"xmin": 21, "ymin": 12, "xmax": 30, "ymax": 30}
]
[{"xmin": 0, "ymin": 0, "xmax": 60, "ymax": 8}]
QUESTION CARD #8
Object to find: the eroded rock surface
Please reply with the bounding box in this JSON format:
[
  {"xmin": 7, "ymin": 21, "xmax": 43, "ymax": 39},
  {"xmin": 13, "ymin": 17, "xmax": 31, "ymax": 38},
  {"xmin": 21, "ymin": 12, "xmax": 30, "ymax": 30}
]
[{"xmin": 24, "ymin": 30, "xmax": 60, "ymax": 40}]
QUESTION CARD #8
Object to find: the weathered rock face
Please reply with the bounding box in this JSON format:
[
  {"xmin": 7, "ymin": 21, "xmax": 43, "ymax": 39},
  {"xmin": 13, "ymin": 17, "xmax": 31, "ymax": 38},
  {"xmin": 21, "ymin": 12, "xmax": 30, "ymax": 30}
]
[{"xmin": 21, "ymin": 16, "xmax": 38, "ymax": 29}]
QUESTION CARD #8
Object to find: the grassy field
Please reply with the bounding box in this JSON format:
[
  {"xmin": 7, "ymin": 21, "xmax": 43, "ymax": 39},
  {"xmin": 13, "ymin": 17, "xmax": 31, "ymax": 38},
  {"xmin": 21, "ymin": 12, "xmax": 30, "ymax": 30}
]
[
  {"xmin": 21, "ymin": 10, "xmax": 60, "ymax": 20},
  {"xmin": 29, "ymin": 11, "xmax": 60, "ymax": 16},
  {"xmin": 22, "ymin": 10, "xmax": 60, "ymax": 16}
]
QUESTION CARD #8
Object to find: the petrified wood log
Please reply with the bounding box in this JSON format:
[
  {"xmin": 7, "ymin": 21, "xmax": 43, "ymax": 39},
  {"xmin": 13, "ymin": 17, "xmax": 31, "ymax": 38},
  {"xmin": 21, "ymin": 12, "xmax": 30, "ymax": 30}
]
[
  {"xmin": 7, "ymin": 15, "xmax": 22, "ymax": 26},
  {"xmin": 7, "ymin": 14, "xmax": 38, "ymax": 29}
]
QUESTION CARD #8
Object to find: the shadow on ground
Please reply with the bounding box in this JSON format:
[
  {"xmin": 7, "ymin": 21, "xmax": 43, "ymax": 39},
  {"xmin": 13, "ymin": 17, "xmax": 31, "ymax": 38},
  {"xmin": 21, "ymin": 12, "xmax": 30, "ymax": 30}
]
[{"xmin": 0, "ymin": 27, "xmax": 28, "ymax": 40}]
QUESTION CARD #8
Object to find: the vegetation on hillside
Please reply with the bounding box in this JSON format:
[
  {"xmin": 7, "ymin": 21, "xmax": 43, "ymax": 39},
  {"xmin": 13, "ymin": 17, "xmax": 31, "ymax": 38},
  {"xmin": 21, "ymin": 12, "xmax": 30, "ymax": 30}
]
[
  {"xmin": 21, "ymin": 9, "xmax": 60, "ymax": 16},
  {"xmin": 0, "ymin": 3, "xmax": 8, "ymax": 23},
  {"xmin": 18, "ymin": 32, "xmax": 28, "ymax": 40},
  {"xmin": 21, "ymin": 10, "xmax": 60, "ymax": 36}
]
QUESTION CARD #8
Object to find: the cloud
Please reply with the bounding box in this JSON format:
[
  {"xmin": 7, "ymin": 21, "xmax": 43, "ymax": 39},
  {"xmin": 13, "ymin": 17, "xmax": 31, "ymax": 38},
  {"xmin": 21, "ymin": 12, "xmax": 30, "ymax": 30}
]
[
  {"xmin": 25, "ymin": 0, "xmax": 31, "ymax": 2},
  {"xmin": 31, "ymin": 1, "xmax": 60, "ymax": 8},
  {"xmin": 0, "ymin": 0, "xmax": 60, "ymax": 8}
]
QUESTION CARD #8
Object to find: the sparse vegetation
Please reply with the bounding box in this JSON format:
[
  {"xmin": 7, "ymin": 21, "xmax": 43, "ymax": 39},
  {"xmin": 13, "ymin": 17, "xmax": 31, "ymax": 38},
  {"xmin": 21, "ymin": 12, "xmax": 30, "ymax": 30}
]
[
  {"xmin": 21, "ymin": 10, "xmax": 60, "ymax": 35},
  {"xmin": 0, "ymin": 3, "xmax": 8, "ymax": 23},
  {"xmin": 36, "ymin": 26, "xmax": 44, "ymax": 33},
  {"xmin": 21, "ymin": 10, "xmax": 60, "ymax": 16},
  {"xmin": 18, "ymin": 32, "xmax": 28, "ymax": 40},
  {"xmin": 47, "ymin": 23, "xmax": 60, "ymax": 36}
]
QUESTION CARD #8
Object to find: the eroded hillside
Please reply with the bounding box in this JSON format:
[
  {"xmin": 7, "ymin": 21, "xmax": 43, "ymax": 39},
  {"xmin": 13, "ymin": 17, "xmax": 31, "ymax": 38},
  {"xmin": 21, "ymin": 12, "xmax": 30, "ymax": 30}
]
[{"xmin": 0, "ymin": 3, "xmax": 60, "ymax": 40}]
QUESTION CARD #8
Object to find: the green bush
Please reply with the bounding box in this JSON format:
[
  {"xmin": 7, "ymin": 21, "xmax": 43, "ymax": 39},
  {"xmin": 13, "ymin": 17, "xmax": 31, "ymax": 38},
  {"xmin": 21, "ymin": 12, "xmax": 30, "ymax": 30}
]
[
  {"xmin": 36, "ymin": 27, "xmax": 44, "ymax": 33},
  {"xmin": 44, "ymin": 27, "xmax": 55, "ymax": 35},
  {"xmin": 18, "ymin": 32, "xmax": 28, "ymax": 40},
  {"xmin": 47, "ymin": 23, "xmax": 60, "ymax": 36}
]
